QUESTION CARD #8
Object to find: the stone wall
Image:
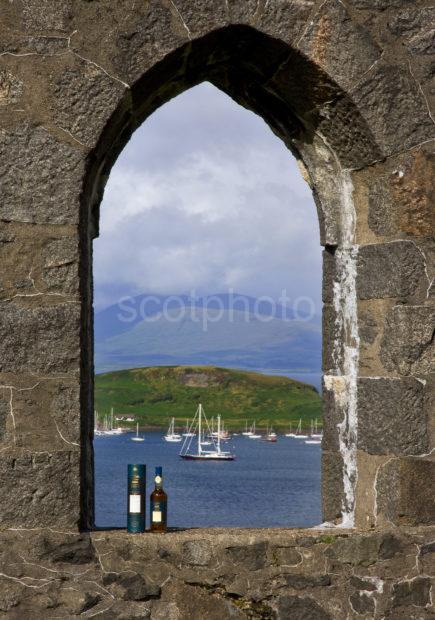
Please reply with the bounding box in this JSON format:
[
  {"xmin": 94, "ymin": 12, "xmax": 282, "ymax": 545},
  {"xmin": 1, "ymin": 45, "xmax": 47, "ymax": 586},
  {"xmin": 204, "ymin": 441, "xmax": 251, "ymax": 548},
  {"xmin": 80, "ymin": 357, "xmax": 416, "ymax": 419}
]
[
  {"xmin": 0, "ymin": 527, "xmax": 433, "ymax": 619},
  {"xmin": 0, "ymin": 0, "xmax": 434, "ymax": 617}
]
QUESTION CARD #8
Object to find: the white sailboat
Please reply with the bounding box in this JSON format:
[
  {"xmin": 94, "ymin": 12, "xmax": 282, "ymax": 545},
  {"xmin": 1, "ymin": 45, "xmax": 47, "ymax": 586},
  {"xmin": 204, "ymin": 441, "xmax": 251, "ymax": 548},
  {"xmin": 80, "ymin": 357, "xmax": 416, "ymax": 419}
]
[
  {"xmin": 285, "ymin": 422, "xmax": 297, "ymax": 438},
  {"xmin": 293, "ymin": 418, "xmax": 308, "ymax": 439},
  {"xmin": 211, "ymin": 417, "xmax": 230, "ymax": 440},
  {"xmin": 94, "ymin": 408, "xmax": 123, "ymax": 436},
  {"xmin": 180, "ymin": 405, "xmax": 235, "ymax": 460},
  {"xmin": 310, "ymin": 418, "xmax": 323, "ymax": 439},
  {"xmin": 242, "ymin": 420, "xmax": 253, "ymax": 437},
  {"xmin": 305, "ymin": 420, "xmax": 322, "ymax": 444},
  {"xmin": 263, "ymin": 423, "xmax": 277, "ymax": 442},
  {"xmin": 131, "ymin": 422, "xmax": 145, "ymax": 442},
  {"xmin": 164, "ymin": 417, "xmax": 182, "ymax": 442},
  {"xmin": 182, "ymin": 419, "xmax": 195, "ymax": 438},
  {"xmin": 248, "ymin": 421, "xmax": 261, "ymax": 439}
]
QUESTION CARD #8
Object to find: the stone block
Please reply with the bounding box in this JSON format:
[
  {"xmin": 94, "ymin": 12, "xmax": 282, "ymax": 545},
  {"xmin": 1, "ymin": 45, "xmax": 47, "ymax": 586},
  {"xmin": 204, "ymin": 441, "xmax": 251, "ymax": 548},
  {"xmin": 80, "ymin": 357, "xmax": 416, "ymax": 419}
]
[
  {"xmin": 0, "ymin": 391, "xmax": 9, "ymax": 442},
  {"xmin": 225, "ymin": 542, "xmax": 268, "ymax": 571},
  {"xmin": 4, "ymin": 379, "xmax": 81, "ymax": 451},
  {"xmin": 351, "ymin": 62, "xmax": 435, "ymax": 156},
  {"xmin": 42, "ymin": 236, "xmax": 80, "ymax": 296},
  {"xmin": 347, "ymin": 0, "xmax": 413, "ymax": 7},
  {"xmin": 38, "ymin": 534, "xmax": 95, "ymax": 564},
  {"xmin": 112, "ymin": 0, "xmax": 187, "ymax": 83},
  {"xmin": 21, "ymin": 0, "xmax": 72, "ymax": 32},
  {"xmin": 0, "ymin": 450, "xmax": 80, "ymax": 528},
  {"xmin": 306, "ymin": 93, "xmax": 383, "ymax": 169},
  {"xmin": 353, "ymin": 145, "xmax": 434, "ymax": 241},
  {"xmin": 0, "ymin": 70, "xmax": 23, "ymax": 106},
  {"xmin": 273, "ymin": 546, "xmax": 302, "ymax": 567},
  {"xmin": 349, "ymin": 575, "xmax": 378, "ymax": 591},
  {"xmin": 161, "ymin": 0, "xmax": 227, "ymax": 38},
  {"xmin": 51, "ymin": 58, "xmax": 126, "ymax": 148},
  {"xmin": 0, "ymin": 302, "xmax": 80, "ymax": 375},
  {"xmin": 388, "ymin": 8, "xmax": 435, "ymax": 40},
  {"xmin": 326, "ymin": 532, "xmax": 402, "ymax": 567},
  {"xmin": 182, "ymin": 540, "xmax": 213, "ymax": 566},
  {"xmin": 392, "ymin": 577, "xmax": 431, "ymax": 608},
  {"xmin": 349, "ymin": 591, "xmax": 375, "ymax": 615},
  {"xmin": 321, "ymin": 377, "xmax": 343, "ymax": 452},
  {"xmin": 376, "ymin": 456, "xmax": 435, "ymax": 525},
  {"xmin": 297, "ymin": 0, "xmax": 380, "ymax": 92},
  {"xmin": 357, "ymin": 241, "xmax": 426, "ymax": 301},
  {"xmin": 322, "ymin": 248, "xmax": 335, "ymax": 304},
  {"xmin": 322, "ymin": 305, "xmax": 341, "ymax": 374},
  {"xmin": 357, "ymin": 378, "xmax": 429, "ymax": 456},
  {"xmin": 358, "ymin": 299, "xmax": 397, "ymax": 376},
  {"xmin": 419, "ymin": 541, "xmax": 435, "ymax": 575},
  {"xmin": 0, "ymin": 225, "xmax": 80, "ymax": 300},
  {"xmin": 259, "ymin": 0, "xmax": 314, "ymax": 45},
  {"xmin": 106, "ymin": 573, "xmax": 161, "ymax": 601},
  {"xmin": 0, "ymin": 124, "xmax": 84, "ymax": 225},
  {"xmin": 57, "ymin": 590, "xmax": 101, "ymax": 615},
  {"xmin": 284, "ymin": 573, "xmax": 331, "ymax": 589},
  {"xmin": 380, "ymin": 305, "xmax": 435, "ymax": 375},
  {"xmin": 273, "ymin": 595, "xmax": 332, "ymax": 620},
  {"xmin": 322, "ymin": 450, "xmax": 344, "ymax": 523},
  {"xmin": 390, "ymin": 148, "xmax": 435, "ymax": 237}
]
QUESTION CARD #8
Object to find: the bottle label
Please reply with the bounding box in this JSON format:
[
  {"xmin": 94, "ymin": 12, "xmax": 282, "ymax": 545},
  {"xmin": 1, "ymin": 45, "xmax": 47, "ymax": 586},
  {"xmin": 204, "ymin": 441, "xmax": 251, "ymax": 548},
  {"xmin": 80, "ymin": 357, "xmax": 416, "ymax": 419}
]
[
  {"xmin": 129, "ymin": 494, "xmax": 141, "ymax": 514},
  {"xmin": 152, "ymin": 510, "xmax": 162, "ymax": 523}
]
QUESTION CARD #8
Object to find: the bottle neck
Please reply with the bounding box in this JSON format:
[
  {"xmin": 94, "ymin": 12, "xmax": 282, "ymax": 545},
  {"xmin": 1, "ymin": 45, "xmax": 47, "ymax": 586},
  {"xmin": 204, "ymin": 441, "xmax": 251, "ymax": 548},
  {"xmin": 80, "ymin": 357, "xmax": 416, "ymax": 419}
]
[{"xmin": 154, "ymin": 475, "xmax": 163, "ymax": 490}]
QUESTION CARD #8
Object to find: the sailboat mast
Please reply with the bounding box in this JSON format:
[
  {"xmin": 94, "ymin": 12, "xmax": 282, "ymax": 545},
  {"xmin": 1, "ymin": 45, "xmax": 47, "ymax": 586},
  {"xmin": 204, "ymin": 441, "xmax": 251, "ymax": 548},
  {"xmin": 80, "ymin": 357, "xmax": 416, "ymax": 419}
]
[
  {"xmin": 198, "ymin": 404, "xmax": 202, "ymax": 456},
  {"xmin": 111, "ymin": 407, "xmax": 114, "ymax": 430},
  {"xmin": 217, "ymin": 415, "xmax": 221, "ymax": 454}
]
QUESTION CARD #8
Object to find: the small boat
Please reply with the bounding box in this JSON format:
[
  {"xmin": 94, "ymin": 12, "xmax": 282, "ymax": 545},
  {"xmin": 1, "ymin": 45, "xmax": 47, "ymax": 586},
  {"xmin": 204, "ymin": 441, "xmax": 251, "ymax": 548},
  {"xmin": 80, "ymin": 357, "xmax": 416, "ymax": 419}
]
[
  {"xmin": 310, "ymin": 418, "xmax": 323, "ymax": 439},
  {"xmin": 182, "ymin": 419, "xmax": 195, "ymax": 438},
  {"xmin": 200, "ymin": 430, "xmax": 212, "ymax": 446},
  {"xmin": 293, "ymin": 418, "xmax": 308, "ymax": 439},
  {"xmin": 305, "ymin": 420, "xmax": 322, "ymax": 444},
  {"xmin": 263, "ymin": 423, "xmax": 277, "ymax": 442},
  {"xmin": 180, "ymin": 405, "xmax": 235, "ymax": 460},
  {"xmin": 285, "ymin": 422, "xmax": 298, "ymax": 438},
  {"xmin": 242, "ymin": 420, "xmax": 253, "ymax": 437},
  {"xmin": 94, "ymin": 408, "xmax": 123, "ymax": 436},
  {"xmin": 164, "ymin": 418, "xmax": 182, "ymax": 442},
  {"xmin": 131, "ymin": 422, "xmax": 145, "ymax": 442},
  {"xmin": 248, "ymin": 421, "xmax": 261, "ymax": 439},
  {"xmin": 210, "ymin": 417, "xmax": 230, "ymax": 440}
]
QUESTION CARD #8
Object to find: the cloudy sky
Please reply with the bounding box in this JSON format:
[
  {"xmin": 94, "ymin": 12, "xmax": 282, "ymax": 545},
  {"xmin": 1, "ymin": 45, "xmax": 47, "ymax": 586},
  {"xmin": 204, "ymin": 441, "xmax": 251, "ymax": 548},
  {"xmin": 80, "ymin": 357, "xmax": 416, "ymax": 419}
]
[{"xmin": 94, "ymin": 82, "xmax": 322, "ymax": 314}]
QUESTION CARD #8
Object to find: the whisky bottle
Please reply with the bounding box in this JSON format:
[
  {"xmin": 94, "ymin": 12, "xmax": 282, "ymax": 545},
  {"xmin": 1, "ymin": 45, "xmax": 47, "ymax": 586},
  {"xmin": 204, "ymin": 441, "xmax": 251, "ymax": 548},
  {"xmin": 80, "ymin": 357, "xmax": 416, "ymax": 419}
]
[
  {"xmin": 127, "ymin": 464, "xmax": 146, "ymax": 533},
  {"xmin": 150, "ymin": 467, "xmax": 167, "ymax": 532}
]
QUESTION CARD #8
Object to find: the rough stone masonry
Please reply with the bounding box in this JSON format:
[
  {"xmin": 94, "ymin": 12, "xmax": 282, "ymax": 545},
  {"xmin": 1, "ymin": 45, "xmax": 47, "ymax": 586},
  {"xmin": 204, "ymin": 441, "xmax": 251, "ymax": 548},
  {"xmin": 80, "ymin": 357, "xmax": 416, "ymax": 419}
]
[{"xmin": 0, "ymin": 0, "xmax": 433, "ymax": 618}]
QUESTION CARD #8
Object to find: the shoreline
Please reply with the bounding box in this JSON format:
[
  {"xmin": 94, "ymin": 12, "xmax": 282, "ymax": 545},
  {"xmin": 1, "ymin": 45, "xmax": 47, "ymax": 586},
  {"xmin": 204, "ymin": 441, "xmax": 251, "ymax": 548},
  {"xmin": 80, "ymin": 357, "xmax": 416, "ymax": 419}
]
[{"xmin": 96, "ymin": 424, "xmax": 321, "ymax": 434}]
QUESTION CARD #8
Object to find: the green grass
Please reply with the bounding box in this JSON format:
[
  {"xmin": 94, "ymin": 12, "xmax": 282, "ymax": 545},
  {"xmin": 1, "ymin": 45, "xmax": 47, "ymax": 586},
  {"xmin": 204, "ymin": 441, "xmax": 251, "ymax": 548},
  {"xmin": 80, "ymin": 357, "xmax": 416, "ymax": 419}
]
[{"xmin": 95, "ymin": 365, "xmax": 322, "ymax": 432}]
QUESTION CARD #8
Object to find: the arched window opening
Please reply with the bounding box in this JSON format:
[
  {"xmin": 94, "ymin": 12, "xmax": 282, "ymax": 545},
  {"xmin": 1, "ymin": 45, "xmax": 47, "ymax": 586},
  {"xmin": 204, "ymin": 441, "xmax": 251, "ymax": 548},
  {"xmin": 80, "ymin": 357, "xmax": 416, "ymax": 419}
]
[{"xmin": 93, "ymin": 82, "xmax": 322, "ymax": 529}]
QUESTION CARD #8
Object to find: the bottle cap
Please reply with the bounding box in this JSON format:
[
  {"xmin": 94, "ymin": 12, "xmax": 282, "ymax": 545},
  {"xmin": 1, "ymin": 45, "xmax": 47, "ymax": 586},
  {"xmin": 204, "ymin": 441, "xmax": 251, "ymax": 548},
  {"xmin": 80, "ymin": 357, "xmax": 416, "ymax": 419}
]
[
  {"xmin": 155, "ymin": 466, "xmax": 162, "ymax": 476},
  {"xmin": 128, "ymin": 464, "xmax": 146, "ymax": 478}
]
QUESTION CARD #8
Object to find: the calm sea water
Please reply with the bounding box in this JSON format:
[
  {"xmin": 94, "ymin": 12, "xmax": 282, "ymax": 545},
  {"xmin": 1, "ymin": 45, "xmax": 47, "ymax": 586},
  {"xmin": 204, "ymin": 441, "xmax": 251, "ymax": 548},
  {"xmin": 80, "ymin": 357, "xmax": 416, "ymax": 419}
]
[{"xmin": 95, "ymin": 432, "xmax": 321, "ymax": 529}]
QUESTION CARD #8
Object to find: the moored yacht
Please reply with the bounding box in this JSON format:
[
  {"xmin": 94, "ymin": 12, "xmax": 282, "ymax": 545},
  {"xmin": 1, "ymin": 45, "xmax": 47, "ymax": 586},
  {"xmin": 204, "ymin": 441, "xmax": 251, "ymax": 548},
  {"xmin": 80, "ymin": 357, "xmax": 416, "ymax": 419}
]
[
  {"xmin": 180, "ymin": 405, "xmax": 235, "ymax": 460},
  {"xmin": 164, "ymin": 417, "xmax": 182, "ymax": 442}
]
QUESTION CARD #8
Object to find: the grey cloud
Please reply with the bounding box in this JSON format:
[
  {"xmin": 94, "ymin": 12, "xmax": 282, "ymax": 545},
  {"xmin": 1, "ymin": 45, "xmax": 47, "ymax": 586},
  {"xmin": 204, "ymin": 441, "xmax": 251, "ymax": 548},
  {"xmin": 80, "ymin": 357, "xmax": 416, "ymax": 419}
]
[{"xmin": 94, "ymin": 82, "xmax": 322, "ymax": 312}]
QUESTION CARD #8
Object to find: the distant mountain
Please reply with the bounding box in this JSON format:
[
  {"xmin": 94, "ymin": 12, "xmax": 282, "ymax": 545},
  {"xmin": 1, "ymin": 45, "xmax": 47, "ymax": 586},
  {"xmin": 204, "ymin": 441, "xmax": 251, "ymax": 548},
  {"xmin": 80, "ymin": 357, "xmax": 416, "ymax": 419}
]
[{"xmin": 94, "ymin": 293, "xmax": 321, "ymax": 376}]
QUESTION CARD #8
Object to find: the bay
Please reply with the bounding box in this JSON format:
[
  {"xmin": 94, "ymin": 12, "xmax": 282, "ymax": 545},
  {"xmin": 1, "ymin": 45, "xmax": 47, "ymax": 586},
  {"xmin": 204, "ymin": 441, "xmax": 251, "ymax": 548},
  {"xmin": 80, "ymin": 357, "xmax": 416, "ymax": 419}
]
[{"xmin": 95, "ymin": 432, "xmax": 321, "ymax": 529}]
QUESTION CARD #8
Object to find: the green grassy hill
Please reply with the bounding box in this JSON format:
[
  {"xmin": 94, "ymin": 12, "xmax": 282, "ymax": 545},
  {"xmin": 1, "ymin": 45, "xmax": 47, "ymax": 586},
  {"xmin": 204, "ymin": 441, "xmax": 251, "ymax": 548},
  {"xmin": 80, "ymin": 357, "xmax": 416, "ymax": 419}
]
[{"xmin": 94, "ymin": 366, "xmax": 322, "ymax": 432}]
